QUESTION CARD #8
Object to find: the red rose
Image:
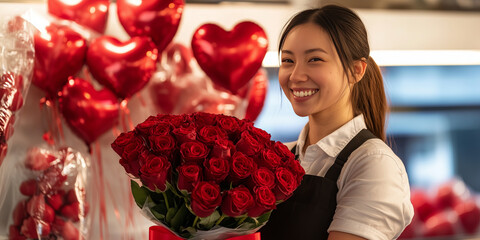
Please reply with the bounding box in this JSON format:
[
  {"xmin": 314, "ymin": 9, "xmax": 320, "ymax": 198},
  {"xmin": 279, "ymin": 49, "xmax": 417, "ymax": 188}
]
[
  {"xmin": 211, "ymin": 139, "xmax": 235, "ymax": 158},
  {"xmin": 180, "ymin": 141, "xmax": 209, "ymax": 163},
  {"xmin": 177, "ymin": 164, "xmax": 202, "ymax": 193},
  {"xmin": 21, "ymin": 217, "xmax": 51, "ymax": 238},
  {"xmin": 217, "ymin": 115, "xmax": 240, "ymax": 136},
  {"xmin": 111, "ymin": 132, "xmax": 145, "ymax": 162},
  {"xmin": 112, "ymin": 131, "xmax": 134, "ymax": 156},
  {"xmin": 272, "ymin": 141, "xmax": 294, "ymax": 162},
  {"xmin": 235, "ymin": 131, "xmax": 262, "ymax": 156},
  {"xmin": 149, "ymin": 122, "xmax": 173, "ymax": 136},
  {"xmin": 156, "ymin": 114, "xmax": 183, "ymax": 127},
  {"xmin": 148, "ymin": 134, "xmax": 176, "ymax": 155},
  {"xmin": 258, "ymin": 148, "xmax": 282, "ymax": 170},
  {"xmin": 247, "ymin": 125, "xmax": 271, "ymax": 145},
  {"xmin": 273, "ymin": 167, "xmax": 297, "ymax": 201},
  {"xmin": 192, "ymin": 112, "xmax": 217, "ymax": 128},
  {"xmin": 172, "ymin": 125, "xmax": 197, "ymax": 143},
  {"xmin": 204, "ymin": 157, "xmax": 230, "ymax": 183},
  {"xmin": 248, "ymin": 186, "xmax": 276, "ymax": 217},
  {"xmin": 191, "ymin": 181, "xmax": 222, "ymax": 217},
  {"xmin": 248, "ymin": 167, "xmax": 276, "ymax": 189},
  {"xmin": 221, "ymin": 186, "xmax": 254, "ymax": 217},
  {"xmin": 283, "ymin": 158, "xmax": 305, "ymax": 185},
  {"xmin": 140, "ymin": 154, "xmax": 171, "ymax": 191},
  {"xmin": 134, "ymin": 117, "xmax": 160, "ymax": 136},
  {"xmin": 230, "ymin": 152, "xmax": 257, "ymax": 184},
  {"xmin": 198, "ymin": 125, "xmax": 227, "ymax": 146}
]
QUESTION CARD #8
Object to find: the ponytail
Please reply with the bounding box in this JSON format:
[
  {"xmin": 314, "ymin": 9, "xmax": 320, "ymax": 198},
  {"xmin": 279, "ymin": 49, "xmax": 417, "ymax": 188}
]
[{"xmin": 351, "ymin": 56, "xmax": 388, "ymax": 142}]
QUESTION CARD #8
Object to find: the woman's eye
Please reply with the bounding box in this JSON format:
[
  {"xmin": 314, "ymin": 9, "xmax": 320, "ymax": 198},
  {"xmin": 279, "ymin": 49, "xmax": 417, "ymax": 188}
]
[
  {"xmin": 281, "ymin": 58, "xmax": 294, "ymax": 63},
  {"xmin": 309, "ymin": 57, "xmax": 323, "ymax": 62}
]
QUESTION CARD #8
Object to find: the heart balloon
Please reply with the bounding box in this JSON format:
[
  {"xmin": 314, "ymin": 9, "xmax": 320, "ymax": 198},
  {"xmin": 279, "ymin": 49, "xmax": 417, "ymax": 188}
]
[
  {"xmin": 149, "ymin": 73, "xmax": 206, "ymax": 114},
  {"xmin": 48, "ymin": 0, "xmax": 109, "ymax": 33},
  {"xmin": 165, "ymin": 43, "xmax": 193, "ymax": 76},
  {"xmin": 58, "ymin": 77, "xmax": 119, "ymax": 144},
  {"xmin": 116, "ymin": 0, "xmax": 184, "ymax": 53},
  {"xmin": 33, "ymin": 24, "xmax": 87, "ymax": 98},
  {"xmin": 243, "ymin": 69, "xmax": 268, "ymax": 121},
  {"xmin": 191, "ymin": 21, "xmax": 268, "ymax": 95},
  {"xmin": 86, "ymin": 36, "xmax": 158, "ymax": 99}
]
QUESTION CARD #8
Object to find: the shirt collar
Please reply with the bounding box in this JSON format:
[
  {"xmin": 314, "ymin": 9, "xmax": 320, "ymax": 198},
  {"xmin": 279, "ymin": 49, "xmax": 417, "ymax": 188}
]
[{"xmin": 296, "ymin": 114, "xmax": 367, "ymax": 158}]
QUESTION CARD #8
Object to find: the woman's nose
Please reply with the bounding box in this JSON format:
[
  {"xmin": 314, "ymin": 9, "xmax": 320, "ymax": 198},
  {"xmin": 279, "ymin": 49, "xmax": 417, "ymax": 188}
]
[{"xmin": 289, "ymin": 63, "xmax": 308, "ymax": 82}]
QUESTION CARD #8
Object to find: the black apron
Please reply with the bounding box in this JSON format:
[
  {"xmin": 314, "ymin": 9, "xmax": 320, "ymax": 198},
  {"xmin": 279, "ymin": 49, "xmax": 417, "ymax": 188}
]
[{"xmin": 260, "ymin": 129, "xmax": 377, "ymax": 240}]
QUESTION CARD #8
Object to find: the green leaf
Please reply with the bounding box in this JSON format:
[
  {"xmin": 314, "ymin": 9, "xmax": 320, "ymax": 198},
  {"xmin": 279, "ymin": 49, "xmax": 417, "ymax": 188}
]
[
  {"xmin": 166, "ymin": 207, "xmax": 177, "ymax": 223},
  {"xmin": 198, "ymin": 210, "xmax": 221, "ymax": 230},
  {"xmin": 150, "ymin": 206, "xmax": 166, "ymax": 221},
  {"xmin": 255, "ymin": 211, "xmax": 272, "ymax": 227},
  {"xmin": 151, "ymin": 203, "xmax": 167, "ymax": 218},
  {"xmin": 131, "ymin": 180, "xmax": 150, "ymax": 208},
  {"xmin": 171, "ymin": 203, "xmax": 189, "ymax": 231}
]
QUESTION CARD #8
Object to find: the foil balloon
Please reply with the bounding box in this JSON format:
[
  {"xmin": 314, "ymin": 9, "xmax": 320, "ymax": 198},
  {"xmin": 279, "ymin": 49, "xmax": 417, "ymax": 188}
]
[
  {"xmin": 191, "ymin": 21, "xmax": 268, "ymax": 95},
  {"xmin": 165, "ymin": 43, "xmax": 193, "ymax": 76},
  {"xmin": 47, "ymin": 0, "xmax": 110, "ymax": 33},
  {"xmin": 58, "ymin": 77, "xmax": 119, "ymax": 145},
  {"xmin": 86, "ymin": 36, "xmax": 158, "ymax": 99},
  {"xmin": 116, "ymin": 0, "xmax": 184, "ymax": 53},
  {"xmin": 244, "ymin": 69, "xmax": 268, "ymax": 122},
  {"xmin": 33, "ymin": 24, "xmax": 87, "ymax": 98}
]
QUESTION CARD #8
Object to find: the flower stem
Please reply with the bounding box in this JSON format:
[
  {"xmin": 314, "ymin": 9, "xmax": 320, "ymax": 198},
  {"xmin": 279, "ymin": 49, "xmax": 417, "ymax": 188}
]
[
  {"xmin": 162, "ymin": 191, "xmax": 170, "ymax": 209},
  {"xmin": 193, "ymin": 216, "xmax": 199, "ymax": 227},
  {"xmin": 215, "ymin": 214, "xmax": 226, "ymax": 226},
  {"xmin": 237, "ymin": 215, "xmax": 248, "ymax": 225}
]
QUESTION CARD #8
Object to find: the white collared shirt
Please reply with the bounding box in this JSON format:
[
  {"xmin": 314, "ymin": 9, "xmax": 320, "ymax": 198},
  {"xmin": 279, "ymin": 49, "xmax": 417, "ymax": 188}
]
[{"xmin": 289, "ymin": 115, "xmax": 414, "ymax": 240}]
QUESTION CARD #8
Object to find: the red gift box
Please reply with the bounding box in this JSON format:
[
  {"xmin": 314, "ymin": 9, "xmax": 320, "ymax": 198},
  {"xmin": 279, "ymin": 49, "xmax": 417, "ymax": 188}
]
[{"xmin": 149, "ymin": 226, "xmax": 261, "ymax": 240}]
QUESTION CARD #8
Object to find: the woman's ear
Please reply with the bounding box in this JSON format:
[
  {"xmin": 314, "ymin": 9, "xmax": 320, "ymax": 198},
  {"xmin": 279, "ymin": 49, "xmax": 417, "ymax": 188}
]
[{"xmin": 351, "ymin": 58, "xmax": 367, "ymax": 83}]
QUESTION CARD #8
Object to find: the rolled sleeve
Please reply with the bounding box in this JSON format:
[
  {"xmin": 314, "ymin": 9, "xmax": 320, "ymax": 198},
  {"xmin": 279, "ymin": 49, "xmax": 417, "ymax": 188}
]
[{"xmin": 328, "ymin": 141, "xmax": 414, "ymax": 240}]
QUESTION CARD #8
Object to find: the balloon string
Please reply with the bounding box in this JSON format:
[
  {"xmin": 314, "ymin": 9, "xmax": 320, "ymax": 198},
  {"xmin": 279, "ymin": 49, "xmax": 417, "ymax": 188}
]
[
  {"xmin": 120, "ymin": 99, "xmax": 134, "ymax": 132},
  {"xmin": 93, "ymin": 141, "xmax": 108, "ymax": 240},
  {"xmin": 39, "ymin": 97, "xmax": 65, "ymax": 146},
  {"xmin": 137, "ymin": 93, "xmax": 147, "ymax": 107}
]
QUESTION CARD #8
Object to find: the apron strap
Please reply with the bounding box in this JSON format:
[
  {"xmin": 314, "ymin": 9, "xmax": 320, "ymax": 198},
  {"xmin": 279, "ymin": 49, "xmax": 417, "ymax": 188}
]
[{"xmin": 324, "ymin": 129, "xmax": 377, "ymax": 181}]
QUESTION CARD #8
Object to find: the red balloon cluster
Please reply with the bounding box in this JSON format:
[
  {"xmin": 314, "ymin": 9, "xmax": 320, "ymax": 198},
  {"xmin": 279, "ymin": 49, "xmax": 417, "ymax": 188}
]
[
  {"xmin": 399, "ymin": 180, "xmax": 480, "ymax": 239},
  {"xmin": 150, "ymin": 34, "xmax": 268, "ymax": 121},
  {"xmin": 30, "ymin": 0, "xmax": 269, "ymax": 145},
  {"xmin": 9, "ymin": 147, "xmax": 88, "ymax": 240}
]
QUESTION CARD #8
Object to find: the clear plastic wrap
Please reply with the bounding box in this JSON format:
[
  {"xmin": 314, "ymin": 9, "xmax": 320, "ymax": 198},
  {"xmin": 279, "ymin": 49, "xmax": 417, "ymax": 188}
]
[
  {"xmin": 0, "ymin": 14, "xmax": 34, "ymax": 166},
  {"xmin": 7, "ymin": 146, "xmax": 89, "ymax": 240}
]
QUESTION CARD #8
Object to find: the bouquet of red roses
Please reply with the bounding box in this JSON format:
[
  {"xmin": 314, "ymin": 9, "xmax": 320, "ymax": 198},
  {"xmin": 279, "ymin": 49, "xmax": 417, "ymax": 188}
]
[{"xmin": 111, "ymin": 112, "xmax": 304, "ymax": 239}]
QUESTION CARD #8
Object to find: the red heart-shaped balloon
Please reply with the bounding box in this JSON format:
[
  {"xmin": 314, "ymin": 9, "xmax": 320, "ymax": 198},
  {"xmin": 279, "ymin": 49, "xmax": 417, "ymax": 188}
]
[
  {"xmin": 244, "ymin": 69, "xmax": 268, "ymax": 121},
  {"xmin": 165, "ymin": 43, "xmax": 193, "ymax": 76},
  {"xmin": 117, "ymin": 0, "xmax": 184, "ymax": 53},
  {"xmin": 86, "ymin": 36, "xmax": 158, "ymax": 99},
  {"xmin": 47, "ymin": 0, "xmax": 109, "ymax": 33},
  {"xmin": 149, "ymin": 73, "xmax": 206, "ymax": 114},
  {"xmin": 33, "ymin": 24, "xmax": 87, "ymax": 98},
  {"xmin": 58, "ymin": 77, "xmax": 119, "ymax": 144},
  {"xmin": 191, "ymin": 21, "xmax": 268, "ymax": 95}
]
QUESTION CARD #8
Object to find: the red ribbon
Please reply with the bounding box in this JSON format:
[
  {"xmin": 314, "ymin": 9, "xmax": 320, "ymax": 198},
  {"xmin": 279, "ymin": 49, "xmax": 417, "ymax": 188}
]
[{"xmin": 149, "ymin": 226, "xmax": 261, "ymax": 240}]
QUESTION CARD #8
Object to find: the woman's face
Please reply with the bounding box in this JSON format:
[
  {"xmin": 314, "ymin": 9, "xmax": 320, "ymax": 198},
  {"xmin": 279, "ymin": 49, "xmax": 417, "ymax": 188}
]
[{"xmin": 279, "ymin": 22, "xmax": 351, "ymax": 119}]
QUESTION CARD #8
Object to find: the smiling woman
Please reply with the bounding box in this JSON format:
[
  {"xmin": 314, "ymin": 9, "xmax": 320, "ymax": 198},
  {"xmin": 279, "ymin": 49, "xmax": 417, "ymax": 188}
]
[{"xmin": 258, "ymin": 5, "xmax": 413, "ymax": 240}]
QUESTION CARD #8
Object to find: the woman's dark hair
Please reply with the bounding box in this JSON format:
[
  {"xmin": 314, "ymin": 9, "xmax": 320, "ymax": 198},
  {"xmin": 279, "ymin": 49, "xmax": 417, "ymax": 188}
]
[{"xmin": 279, "ymin": 5, "xmax": 388, "ymax": 141}]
